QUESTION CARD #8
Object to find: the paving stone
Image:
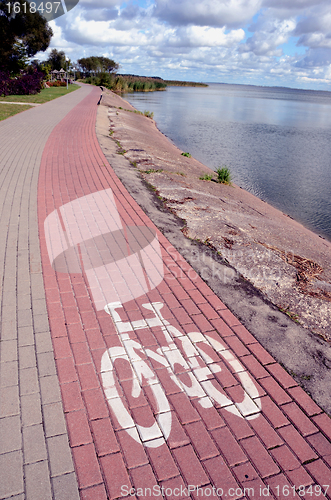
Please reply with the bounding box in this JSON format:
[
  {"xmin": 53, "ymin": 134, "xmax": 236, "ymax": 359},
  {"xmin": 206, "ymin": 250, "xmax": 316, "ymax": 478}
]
[
  {"xmin": 278, "ymin": 425, "xmax": 318, "ymax": 463},
  {"xmin": 129, "ymin": 463, "xmax": 156, "ymax": 499},
  {"xmin": 211, "ymin": 426, "xmax": 246, "ymax": 466},
  {"xmin": 185, "ymin": 420, "xmax": 219, "ymax": 460},
  {"xmin": 172, "ymin": 445, "xmax": 209, "ymax": 486},
  {"xmin": 146, "ymin": 439, "xmax": 180, "ymax": 480},
  {"xmin": 0, "ymin": 451, "xmax": 24, "ymax": 499},
  {"xmin": 17, "ymin": 308, "xmax": 33, "ymax": 327},
  {"xmin": 72, "ymin": 443, "xmax": 103, "ymax": 489},
  {"xmin": 241, "ymin": 436, "xmax": 280, "ymax": 478},
  {"xmin": 37, "ymin": 351, "xmax": 57, "ymax": 376},
  {"xmin": 0, "ymin": 321, "xmax": 17, "ymax": 341},
  {"xmin": 249, "ymin": 414, "xmax": 284, "ymax": 449},
  {"xmin": 90, "ymin": 418, "xmax": 120, "ymax": 457},
  {"xmin": 35, "ymin": 331, "xmax": 53, "ymax": 353},
  {"xmin": 312, "ymin": 413, "xmax": 331, "ymax": 441},
  {"xmin": 281, "ymin": 402, "xmax": 318, "ymax": 437},
  {"xmin": 18, "ymin": 344, "xmax": 37, "ymax": 369},
  {"xmin": 304, "ymin": 459, "xmax": 331, "ymax": 487},
  {"xmin": 25, "ymin": 460, "xmax": 52, "ymax": 500},
  {"xmin": 19, "ymin": 366, "xmax": 39, "ymax": 395},
  {"xmin": 23, "ymin": 424, "xmax": 47, "ymax": 464},
  {"xmin": 0, "ymin": 385, "xmax": 20, "ymax": 417},
  {"xmin": 32, "ymin": 298, "xmax": 48, "ymax": 316},
  {"xmin": 203, "ymin": 456, "xmax": 240, "ymax": 495},
  {"xmin": 52, "ymin": 472, "xmax": 80, "ymax": 500},
  {"xmin": 80, "ymin": 484, "xmax": 108, "ymax": 500},
  {"xmin": 270, "ymin": 444, "xmax": 301, "ymax": 472},
  {"xmin": 2, "ymin": 305, "xmax": 17, "ymax": 324},
  {"xmin": 288, "ymin": 386, "xmax": 322, "ymax": 417},
  {"xmin": 47, "ymin": 434, "xmax": 75, "ymax": 477},
  {"xmin": 21, "ymin": 392, "xmax": 43, "ymax": 426},
  {"xmin": 66, "ymin": 409, "xmax": 93, "ymax": 447},
  {"xmin": 40, "ymin": 375, "xmax": 62, "ymax": 405},
  {"xmin": 1, "ymin": 339, "xmax": 18, "ymax": 362},
  {"xmin": 307, "ymin": 432, "xmax": 331, "ymax": 457},
  {"xmin": 33, "ymin": 314, "xmax": 51, "ymax": 333},
  {"xmin": 116, "ymin": 428, "xmax": 148, "ymax": 468},
  {"xmin": 0, "ymin": 360, "xmax": 18, "ymax": 387},
  {"xmin": 17, "ymin": 325, "xmax": 34, "ymax": 346},
  {"xmin": 43, "ymin": 402, "xmax": 67, "ymax": 437},
  {"xmin": 0, "ymin": 415, "xmax": 22, "ymax": 453}
]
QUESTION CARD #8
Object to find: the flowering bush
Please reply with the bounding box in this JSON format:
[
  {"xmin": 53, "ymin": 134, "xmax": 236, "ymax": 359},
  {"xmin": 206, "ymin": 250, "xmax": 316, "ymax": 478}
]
[
  {"xmin": 0, "ymin": 71, "xmax": 44, "ymax": 96},
  {"xmin": 46, "ymin": 81, "xmax": 67, "ymax": 87}
]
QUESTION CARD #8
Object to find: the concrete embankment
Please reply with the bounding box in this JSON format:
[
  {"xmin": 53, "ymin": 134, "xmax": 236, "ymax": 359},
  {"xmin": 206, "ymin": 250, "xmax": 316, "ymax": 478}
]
[{"xmin": 97, "ymin": 88, "xmax": 331, "ymax": 413}]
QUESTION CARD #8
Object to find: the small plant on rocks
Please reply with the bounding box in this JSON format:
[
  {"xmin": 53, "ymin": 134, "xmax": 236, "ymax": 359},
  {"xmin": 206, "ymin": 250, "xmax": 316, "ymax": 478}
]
[{"xmin": 216, "ymin": 167, "xmax": 231, "ymax": 184}]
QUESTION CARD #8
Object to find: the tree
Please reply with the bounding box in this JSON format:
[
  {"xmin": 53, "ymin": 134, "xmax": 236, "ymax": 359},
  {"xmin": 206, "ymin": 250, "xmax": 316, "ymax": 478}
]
[
  {"xmin": 77, "ymin": 56, "xmax": 119, "ymax": 76},
  {"xmin": 46, "ymin": 48, "xmax": 66, "ymax": 71},
  {"xmin": 0, "ymin": 0, "xmax": 53, "ymax": 73},
  {"xmin": 99, "ymin": 56, "xmax": 119, "ymax": 74}
]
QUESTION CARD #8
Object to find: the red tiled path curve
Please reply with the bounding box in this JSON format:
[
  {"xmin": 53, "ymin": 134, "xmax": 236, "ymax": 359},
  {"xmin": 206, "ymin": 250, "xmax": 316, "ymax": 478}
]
[{"xmin": 38, "ymin": 86, "xmax": 331, "ymax": 500}]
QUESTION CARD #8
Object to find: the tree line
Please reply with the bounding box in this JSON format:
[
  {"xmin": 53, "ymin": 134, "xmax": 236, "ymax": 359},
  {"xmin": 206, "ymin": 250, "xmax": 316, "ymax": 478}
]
[{"xmin": 0, "ymin": 1, "xmax": 118, "ymax": 79}]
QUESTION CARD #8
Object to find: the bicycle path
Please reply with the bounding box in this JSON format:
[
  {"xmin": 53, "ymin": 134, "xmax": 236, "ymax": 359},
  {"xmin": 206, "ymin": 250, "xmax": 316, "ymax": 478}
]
[{"xmin": 1, "ymin": 84, "xmax": 330, "ymax": 500}]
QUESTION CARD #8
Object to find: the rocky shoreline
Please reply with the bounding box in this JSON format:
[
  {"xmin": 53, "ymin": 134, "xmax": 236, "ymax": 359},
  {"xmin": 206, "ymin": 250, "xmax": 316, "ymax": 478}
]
[
  {"xmin": 96, "ymin": 87, "xmax": 331, "ymax": 413},
  {"xmin": 100, "ymin": 88, "xmax": 331, "ymax": 341}
]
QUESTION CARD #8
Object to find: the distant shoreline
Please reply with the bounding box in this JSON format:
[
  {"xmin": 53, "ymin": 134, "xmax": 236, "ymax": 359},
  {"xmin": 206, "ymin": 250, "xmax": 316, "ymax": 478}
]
[{"xmin": 164, "ymin": 79, "xmax": 208, "ymax": 87}]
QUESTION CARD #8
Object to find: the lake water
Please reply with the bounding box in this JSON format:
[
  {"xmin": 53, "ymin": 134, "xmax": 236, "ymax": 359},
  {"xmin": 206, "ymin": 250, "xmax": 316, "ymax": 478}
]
[{"xmin": 123, "ymin": 83, "xmax": 331, "ymax": 241}]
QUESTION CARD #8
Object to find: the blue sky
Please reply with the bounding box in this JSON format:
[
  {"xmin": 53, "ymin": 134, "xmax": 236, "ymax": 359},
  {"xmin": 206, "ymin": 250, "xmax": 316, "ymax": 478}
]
[{"xmin": 41, "ymin": 0, "xmax": 331, "ymax": 90}]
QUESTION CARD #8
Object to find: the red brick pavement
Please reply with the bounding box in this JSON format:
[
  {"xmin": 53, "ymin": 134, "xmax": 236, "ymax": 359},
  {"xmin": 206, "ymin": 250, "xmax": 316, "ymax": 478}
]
[{"xmin": 37, "ymin": 86, "xmax": 331, "ymax": 499}]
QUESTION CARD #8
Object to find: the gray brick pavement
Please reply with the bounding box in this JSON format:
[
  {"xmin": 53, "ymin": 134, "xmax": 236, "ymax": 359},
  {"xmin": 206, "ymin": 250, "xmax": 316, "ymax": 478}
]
[{"xmin": 0, "ymin": 85, "xmax": 93, "ymax": 500}]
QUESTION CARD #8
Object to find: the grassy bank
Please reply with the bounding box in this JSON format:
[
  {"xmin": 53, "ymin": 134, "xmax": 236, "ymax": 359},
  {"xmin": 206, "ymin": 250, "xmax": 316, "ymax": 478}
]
[
  {"xmin": 0, "ymin": 84, "xmax": 80, "ymax": 104},
  {"xmin": 82, "ymin": 74, "xmax": 208, "ymax": 92},
  {"xmin": 83, "ymin": 74, "xmax": 167, "ymax": 92},
  {"xmin": 0, "ymin": 103, "xmax": 33, "ymax": 121}
]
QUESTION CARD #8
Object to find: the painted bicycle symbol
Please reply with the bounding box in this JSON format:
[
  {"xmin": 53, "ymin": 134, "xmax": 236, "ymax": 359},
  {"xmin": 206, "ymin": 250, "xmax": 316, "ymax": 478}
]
[
  {"xmin": 101, "ymin": 301, "xmax": 261, "ymax": 447},
  {"xmin": 44, "ymin": 189, "xmax": 261, "ymax": 449}
]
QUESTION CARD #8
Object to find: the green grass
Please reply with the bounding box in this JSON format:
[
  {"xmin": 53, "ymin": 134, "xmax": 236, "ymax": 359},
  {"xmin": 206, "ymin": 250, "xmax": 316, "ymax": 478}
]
[
  {"xmin": 181, "ymin": 152, "xmax": 191, "ymax": 157},
  {"xmin": 0, "ymin": 84, "xmax": 80, "ymax": 104},
  {"xmin": 199, "ymin": 173, "xmax": 214, "ymax": 181},
  {"xmin": 144, "ymin": 168, "xmax": 163, "ymax": 174},
  {"xmin": 144, "ymin": 110, "xmax": 154, "ymax": 119},
  {"xmin": 216, "ymin": 167, "xmax": 231, "ymax": 184},
  {"xmin": 0, "ymin": 103, "xmax": 33, "ymax": 121}
]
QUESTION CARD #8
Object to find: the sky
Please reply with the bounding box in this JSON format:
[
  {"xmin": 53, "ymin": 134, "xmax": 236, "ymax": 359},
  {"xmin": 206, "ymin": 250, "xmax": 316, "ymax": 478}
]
[{"xmin": 39, "ymin": 0, "xmax": 331, "ymax": 90}]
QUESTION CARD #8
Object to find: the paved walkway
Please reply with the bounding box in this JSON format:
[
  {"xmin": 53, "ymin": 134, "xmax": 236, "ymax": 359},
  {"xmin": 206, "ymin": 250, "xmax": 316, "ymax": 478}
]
[{"xmin": 0, "ymin": 85, "xmax": 331, "ymax": 500}]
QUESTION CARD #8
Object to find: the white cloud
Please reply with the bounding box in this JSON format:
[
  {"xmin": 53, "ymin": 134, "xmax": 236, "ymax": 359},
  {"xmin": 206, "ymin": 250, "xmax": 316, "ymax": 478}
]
[
  {"xmin": 42, "ymin": 0, "xmax": 331, "ymax": 89},
  {"xmin": 240, "ymin": 17, "xmax": 296, "ymax": 56},
  {"xmin": 153, "ymin": 0, "xmax": 263, "ymax": 27},
  {"xmin": 164, "ymin": 26, "xmax": 245, "ymax": 48}
]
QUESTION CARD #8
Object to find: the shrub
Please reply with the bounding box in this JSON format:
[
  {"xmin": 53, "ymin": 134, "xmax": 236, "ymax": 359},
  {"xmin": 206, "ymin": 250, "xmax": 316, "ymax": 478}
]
[
  {"xmin": 0, "ymin": 71, "xmax": 44, "ymax": 96},
  {"xmin": 181, "ymin": 152, "xmax": 191, "ymax": 157},
  {"xmin": 0, "ymin": 71, "xmax": 11, "ymax": 96},
  {"xmin": 144, "ymin": 110, "xmax": 154, "ymax": 118},
  {"xmin": 216, "ymin": 167, "xmax": 231, "ymax": 184},
  {"xmin": 47, "ymin": 81, "xmax": 67, "ymax": 87}
]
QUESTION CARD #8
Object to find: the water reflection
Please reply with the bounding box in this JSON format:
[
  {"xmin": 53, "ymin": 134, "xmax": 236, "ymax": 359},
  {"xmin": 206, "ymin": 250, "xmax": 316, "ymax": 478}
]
[{"xmin": 123, "ymin": 83, "xmax": 331, "ymax": 240}]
